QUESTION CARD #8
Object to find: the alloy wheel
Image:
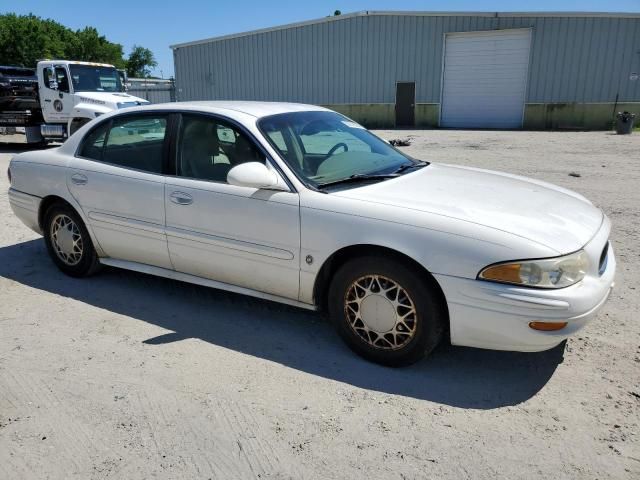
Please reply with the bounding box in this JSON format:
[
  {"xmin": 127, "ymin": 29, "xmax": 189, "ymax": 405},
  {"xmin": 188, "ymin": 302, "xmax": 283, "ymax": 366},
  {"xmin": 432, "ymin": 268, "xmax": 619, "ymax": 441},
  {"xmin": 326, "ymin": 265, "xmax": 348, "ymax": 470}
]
[
  {"xmin": 50, "ymin": 214, "xmax": 83, "ymax": 266},
  {"xmin": 344, "ymin": 274, "xmax": 418, "ymax": 350}
]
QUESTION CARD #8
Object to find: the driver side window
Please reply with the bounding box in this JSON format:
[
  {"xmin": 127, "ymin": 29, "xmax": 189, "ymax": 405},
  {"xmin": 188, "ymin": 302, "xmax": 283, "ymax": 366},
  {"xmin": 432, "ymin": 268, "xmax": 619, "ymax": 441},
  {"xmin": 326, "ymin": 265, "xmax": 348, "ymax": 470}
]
[
  {"xmin": 177, "ymin": 115, "xmax": 265, "ymax": 183},
  {"xmin": 43, "ymin": 67, "xmax": 70, "ymax": 92},
  {"xmin": 54, "ymin": 67, "xmax": 70, "ymax": 92}
]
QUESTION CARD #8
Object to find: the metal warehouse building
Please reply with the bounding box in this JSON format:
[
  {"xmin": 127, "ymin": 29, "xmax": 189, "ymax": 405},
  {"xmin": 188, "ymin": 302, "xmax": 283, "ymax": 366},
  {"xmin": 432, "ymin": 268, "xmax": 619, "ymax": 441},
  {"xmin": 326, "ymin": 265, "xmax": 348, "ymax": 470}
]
[{"xmin": 171, "ymin": 11, "xmax": 640, "ymax": 129}]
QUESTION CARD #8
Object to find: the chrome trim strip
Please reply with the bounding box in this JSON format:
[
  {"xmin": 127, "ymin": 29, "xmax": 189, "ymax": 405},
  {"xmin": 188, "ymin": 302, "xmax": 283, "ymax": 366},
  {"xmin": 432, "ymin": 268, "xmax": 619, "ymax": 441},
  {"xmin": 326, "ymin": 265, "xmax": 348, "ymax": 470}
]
[
  {"xmin": 87, "ymin": 211, "xmax": 165, "ymax": 235},
  {"xmin": 165, "ymin": 226, "xmax": 295, "ymax": 260}
]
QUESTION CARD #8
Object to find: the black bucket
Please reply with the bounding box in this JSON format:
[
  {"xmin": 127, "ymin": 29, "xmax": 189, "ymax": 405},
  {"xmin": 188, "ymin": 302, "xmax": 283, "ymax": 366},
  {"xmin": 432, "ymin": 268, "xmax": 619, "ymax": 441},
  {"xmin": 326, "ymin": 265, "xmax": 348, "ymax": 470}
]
[{"xmin": 615, "ymin": 111, "xmax": 636, "ymax": 134}]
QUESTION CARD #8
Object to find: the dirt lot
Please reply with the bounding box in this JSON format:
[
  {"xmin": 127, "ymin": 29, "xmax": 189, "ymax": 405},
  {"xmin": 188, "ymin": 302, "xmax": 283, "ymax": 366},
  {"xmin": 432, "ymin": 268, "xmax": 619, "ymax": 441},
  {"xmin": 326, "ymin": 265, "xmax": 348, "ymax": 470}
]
[{"xmin": 1, "ymin": 130, "xmax": 639, "ymax": 479}]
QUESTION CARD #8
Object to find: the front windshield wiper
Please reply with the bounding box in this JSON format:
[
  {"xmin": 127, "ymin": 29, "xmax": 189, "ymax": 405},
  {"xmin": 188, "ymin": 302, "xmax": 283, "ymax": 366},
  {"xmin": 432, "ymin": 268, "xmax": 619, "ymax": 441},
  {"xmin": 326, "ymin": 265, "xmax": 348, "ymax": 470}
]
[
  {"xmin": 392, "ymin": 161, "xmax": 428, "ymax": 174},
  {"xmin": 317, "ymin": 173, "xmax": 399, "ymax": 189}
]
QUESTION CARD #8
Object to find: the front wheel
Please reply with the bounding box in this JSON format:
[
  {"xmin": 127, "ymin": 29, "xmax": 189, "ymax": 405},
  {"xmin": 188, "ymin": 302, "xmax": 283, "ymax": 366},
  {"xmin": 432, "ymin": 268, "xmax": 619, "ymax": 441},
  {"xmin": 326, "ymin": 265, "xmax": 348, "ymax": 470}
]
[
  {"xmin": 43, "ymin": 203, "xmax": 100, "ymax": 277},
  {"xmin": 328, "ymin": 256, "xmax": 446, "ymax": 367}
]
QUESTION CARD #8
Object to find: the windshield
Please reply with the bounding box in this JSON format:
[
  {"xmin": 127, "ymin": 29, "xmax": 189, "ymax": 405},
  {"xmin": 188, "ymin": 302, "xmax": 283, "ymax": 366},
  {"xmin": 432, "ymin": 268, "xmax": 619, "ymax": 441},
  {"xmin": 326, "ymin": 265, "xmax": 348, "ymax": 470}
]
[
  {"xmin": 69, "ymin": 64, "xmax": 123, "ymax": 93},
  {"xmin": 258, "ymin": 111, "xmax": 422, "ymax": 188}
]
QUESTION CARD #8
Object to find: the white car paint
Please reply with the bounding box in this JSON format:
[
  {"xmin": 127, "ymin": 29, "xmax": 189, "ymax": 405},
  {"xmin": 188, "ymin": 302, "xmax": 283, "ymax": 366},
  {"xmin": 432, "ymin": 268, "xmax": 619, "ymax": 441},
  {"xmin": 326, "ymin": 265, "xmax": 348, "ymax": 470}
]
[
  {"xmin": 67, "ymin": 155, "xmax": 172, "ymax": 270},
  {"xmin": 7, "ymin": 101, "xmax": 616, "ymax": 353}
]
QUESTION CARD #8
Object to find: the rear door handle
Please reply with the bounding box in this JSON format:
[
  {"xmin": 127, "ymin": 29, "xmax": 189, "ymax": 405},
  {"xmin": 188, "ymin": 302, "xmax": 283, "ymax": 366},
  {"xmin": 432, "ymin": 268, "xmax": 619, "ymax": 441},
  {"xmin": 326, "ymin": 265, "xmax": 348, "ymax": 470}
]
[
  {"xmin": 170, "ymin": 191, "xmax": 193, "ymax": 205},
  {"xmin": 71, "ymin": 173, "xmax": 88, "ymax": 185}
]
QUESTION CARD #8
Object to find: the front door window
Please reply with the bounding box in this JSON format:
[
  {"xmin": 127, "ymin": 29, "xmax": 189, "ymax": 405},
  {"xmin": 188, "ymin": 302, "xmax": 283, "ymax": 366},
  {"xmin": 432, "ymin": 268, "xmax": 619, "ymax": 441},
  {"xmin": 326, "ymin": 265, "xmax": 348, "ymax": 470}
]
[{"xmin": 177, "ymin": 115, "xmax": 265, "ymax": 183}]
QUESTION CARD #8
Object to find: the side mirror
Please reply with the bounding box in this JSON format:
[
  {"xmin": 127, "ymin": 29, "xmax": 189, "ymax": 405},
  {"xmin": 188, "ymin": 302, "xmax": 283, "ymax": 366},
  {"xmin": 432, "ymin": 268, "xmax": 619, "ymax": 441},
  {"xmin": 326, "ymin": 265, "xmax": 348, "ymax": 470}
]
[
  {"xmin": 118, "ymin": 69, "xmax": 128, "ymax": 92},
  {"xmin": 227, "ymin": 162, "xmax": 288, "ymax": 191},
  {"xmin": 45, "ymin": 67, "xmax": 58, "ymax": 90}
]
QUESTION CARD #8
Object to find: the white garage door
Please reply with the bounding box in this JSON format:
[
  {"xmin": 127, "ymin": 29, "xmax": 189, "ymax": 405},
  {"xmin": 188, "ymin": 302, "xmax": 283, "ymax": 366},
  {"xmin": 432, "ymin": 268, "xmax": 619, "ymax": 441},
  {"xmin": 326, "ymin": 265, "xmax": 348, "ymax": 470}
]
[{"xmin": 441, "ymin": 29, "xmax": 532, "ymax": 129}]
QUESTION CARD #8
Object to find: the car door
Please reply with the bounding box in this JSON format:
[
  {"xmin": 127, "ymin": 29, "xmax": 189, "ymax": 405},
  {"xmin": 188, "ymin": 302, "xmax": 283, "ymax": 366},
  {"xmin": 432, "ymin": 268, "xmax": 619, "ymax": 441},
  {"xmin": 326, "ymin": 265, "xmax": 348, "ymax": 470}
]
[
  {"xmin": 164, "ymin": 113, "xmax": 301, "ymax": 300},
  {"xmin": 39, "ymin": 63, "xmax": 73, "ymax": 124},
  {"xmin": 67, "ymin": 113, "xmax": 173, "ymax": 269}
]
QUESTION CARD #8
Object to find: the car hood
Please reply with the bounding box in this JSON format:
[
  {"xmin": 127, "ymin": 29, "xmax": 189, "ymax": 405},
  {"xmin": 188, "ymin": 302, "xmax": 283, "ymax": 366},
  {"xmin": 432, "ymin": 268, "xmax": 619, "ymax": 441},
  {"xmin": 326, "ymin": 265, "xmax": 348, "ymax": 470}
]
[
  {"xmin": 332, "ymin": 163, "xmax": 603, "ymax": 254},
  {"xmin": 73, "ymin": 91, "xmax": 148, "ymax": 107}
]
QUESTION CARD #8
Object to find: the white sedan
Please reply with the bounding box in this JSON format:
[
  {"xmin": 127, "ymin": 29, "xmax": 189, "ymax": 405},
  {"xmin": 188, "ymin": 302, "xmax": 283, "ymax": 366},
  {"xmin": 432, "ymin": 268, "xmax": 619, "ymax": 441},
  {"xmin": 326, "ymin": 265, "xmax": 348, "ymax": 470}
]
[{"xmin": 7, "ymin": 102, "xmax": 616, "ymax": 366}]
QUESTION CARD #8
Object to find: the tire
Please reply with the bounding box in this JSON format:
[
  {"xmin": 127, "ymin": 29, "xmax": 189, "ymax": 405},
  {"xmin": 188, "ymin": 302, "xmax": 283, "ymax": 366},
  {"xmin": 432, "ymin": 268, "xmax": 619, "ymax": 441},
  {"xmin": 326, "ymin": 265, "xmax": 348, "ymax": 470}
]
[
  {"xmin": 43, "ymin": 203, "xmax": 101, "ymax": 277},
  {"xmin": 328, "ymin": 256, "xmax": 445, "ymax": 367}
]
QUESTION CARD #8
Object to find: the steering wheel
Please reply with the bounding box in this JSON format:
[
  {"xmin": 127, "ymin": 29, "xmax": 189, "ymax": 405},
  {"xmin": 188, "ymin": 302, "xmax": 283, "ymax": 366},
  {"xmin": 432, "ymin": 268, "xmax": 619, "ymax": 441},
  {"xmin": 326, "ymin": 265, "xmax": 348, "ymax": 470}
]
[{"xmin": 324, "ymin": 142, "xmax": 349, "ymax": 159}]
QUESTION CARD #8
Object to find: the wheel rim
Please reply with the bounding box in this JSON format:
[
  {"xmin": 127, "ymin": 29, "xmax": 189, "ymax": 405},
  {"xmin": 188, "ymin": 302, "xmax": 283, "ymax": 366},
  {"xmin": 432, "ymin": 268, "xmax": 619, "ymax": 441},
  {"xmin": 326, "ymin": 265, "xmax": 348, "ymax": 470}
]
[
  {"xmin": 344, "ymin": 274, "xmax": 418, "ymax": 350},
  {"xmin": 50, "ymin": 214, "xmax": 83, "ymax": 266}
]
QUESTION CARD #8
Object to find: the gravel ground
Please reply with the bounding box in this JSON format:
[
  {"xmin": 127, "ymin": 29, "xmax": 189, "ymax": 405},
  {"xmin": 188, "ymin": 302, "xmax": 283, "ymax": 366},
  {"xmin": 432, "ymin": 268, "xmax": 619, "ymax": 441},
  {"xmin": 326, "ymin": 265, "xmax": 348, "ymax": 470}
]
[{"xmin": 0, "ymin": 130, "xmax": 639, "ymax": 479}]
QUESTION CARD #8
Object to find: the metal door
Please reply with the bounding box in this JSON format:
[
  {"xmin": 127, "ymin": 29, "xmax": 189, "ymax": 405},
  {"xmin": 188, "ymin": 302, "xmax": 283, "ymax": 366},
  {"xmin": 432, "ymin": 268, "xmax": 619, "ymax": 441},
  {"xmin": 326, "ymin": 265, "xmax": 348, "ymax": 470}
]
[
  {"xmin": 395, "ymin": 82, "xmax": 415, "ymax": 127},
  {"xmin": 441, "ymin": 29, "xmax": 532, "ymax": 128}
]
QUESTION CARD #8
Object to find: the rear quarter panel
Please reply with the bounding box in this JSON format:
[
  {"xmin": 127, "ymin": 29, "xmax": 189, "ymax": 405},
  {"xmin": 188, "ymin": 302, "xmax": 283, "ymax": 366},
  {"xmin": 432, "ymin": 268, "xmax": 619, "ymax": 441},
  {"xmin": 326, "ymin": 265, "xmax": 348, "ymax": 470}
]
[
  {"xmin": 9, "ymin": 148, "xmax": 104, "ymax": 254},
  {"xmin": 10, "ymin": 148, "xmax": 70, "ymax": 199}
]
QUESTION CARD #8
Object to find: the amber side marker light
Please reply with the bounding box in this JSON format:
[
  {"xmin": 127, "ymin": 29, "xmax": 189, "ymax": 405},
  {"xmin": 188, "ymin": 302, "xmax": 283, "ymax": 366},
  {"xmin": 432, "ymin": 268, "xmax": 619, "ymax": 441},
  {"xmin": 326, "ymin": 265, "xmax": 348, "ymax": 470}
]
[{"xmin": 529, "ymin": 321, "xmax": 568, "ymax": 331}]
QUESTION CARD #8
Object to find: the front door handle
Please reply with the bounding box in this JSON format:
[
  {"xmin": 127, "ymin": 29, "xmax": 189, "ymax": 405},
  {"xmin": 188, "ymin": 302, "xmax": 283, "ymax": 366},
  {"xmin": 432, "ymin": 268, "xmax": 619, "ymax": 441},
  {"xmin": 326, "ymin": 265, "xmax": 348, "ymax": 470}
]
[
  {"xmin": 170, "ymin": 191, "xmax": 193, "ymax": 205},
  {"xmin": 71, "ymin": 173, "xmax": 88, "ymax": 185}
]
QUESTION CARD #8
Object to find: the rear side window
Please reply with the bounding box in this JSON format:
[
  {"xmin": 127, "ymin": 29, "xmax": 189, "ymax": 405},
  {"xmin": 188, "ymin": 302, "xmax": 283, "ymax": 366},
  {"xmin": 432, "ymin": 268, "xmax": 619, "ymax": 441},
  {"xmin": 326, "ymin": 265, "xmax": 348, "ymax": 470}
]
[
  {"xmin": 103, "ymin": 116, "xmax": 167, "ymax": 173},
  {"xmin": 78, "ymin": 122, "xmax": 109, "ymax": 160},
  {"xmin": 78, "ymin": 115, "xmax": 168, "ymax": 173}
]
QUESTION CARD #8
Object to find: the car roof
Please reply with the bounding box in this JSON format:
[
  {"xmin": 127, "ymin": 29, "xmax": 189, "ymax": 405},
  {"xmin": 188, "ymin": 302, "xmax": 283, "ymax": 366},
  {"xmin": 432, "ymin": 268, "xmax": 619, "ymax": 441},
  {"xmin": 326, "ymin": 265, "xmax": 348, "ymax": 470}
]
[
  {"xmin": 137, "ymin": 101, "xmax": 330, "ymax": 119},
  {"xmin": 58, "ymin": 101, "xmax": 334, "ymax": 156},
  {"xmin": 0, "ymin": 66, "xmax": 36, "ymax": 76}
]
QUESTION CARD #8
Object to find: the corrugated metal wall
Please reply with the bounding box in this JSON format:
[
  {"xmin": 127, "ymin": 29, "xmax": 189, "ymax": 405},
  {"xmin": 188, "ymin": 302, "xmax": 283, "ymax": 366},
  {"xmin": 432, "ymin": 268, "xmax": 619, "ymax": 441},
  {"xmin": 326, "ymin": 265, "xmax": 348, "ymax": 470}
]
[
  {"xmin": 127, "ymin": 79, "xmax": 175, "ymax": 103},
  {"xmin": 172, "ymin": 13, "xmax": 640, "ymax": 105}
]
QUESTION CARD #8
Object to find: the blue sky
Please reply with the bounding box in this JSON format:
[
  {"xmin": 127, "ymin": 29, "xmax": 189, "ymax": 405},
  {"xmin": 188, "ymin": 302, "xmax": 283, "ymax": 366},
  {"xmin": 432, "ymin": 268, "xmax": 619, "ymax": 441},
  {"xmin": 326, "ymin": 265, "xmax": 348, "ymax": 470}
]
[{"xmin": 4, "ymin": 0, "xmax": 639, "ymax": 77}]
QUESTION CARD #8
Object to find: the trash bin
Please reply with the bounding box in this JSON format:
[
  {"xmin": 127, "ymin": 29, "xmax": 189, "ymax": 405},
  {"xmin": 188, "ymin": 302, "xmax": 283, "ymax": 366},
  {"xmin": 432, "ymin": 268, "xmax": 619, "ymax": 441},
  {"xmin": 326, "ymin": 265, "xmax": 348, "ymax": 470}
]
[{"xmin": 615, "ymin": 111, "xmax": 635, "ymax": 134}]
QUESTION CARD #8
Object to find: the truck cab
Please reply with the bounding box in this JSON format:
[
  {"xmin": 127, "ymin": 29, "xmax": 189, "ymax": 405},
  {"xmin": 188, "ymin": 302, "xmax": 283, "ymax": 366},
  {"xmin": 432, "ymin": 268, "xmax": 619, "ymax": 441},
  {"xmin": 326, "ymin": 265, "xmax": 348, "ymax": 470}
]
[{"xmin": 37, "ymin": 60, "xmax": 149, "ymax": 139}]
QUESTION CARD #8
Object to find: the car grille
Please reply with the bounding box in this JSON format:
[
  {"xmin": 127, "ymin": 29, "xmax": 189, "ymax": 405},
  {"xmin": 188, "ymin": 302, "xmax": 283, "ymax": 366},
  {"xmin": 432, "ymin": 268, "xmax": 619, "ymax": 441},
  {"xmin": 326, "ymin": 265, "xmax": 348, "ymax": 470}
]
[{"xmin": 598, "ymin": 241, "xmax": 609, "ymax": 276}]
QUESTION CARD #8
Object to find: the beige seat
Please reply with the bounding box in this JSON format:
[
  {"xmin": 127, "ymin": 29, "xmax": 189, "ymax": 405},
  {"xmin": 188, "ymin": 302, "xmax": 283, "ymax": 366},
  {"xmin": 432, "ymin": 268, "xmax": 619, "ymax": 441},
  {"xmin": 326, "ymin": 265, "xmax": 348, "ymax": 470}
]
[{"xmin": 180, "ymin": 120, "xmax": 231, "ymax": 182}]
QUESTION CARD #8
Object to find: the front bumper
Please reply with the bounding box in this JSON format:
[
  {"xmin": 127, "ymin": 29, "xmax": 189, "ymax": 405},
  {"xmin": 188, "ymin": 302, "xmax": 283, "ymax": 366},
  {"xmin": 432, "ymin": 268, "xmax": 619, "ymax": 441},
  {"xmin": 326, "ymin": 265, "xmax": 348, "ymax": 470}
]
[{"xmin": 435, "ymin": 218, "xmax": 616, "ymax": 352}]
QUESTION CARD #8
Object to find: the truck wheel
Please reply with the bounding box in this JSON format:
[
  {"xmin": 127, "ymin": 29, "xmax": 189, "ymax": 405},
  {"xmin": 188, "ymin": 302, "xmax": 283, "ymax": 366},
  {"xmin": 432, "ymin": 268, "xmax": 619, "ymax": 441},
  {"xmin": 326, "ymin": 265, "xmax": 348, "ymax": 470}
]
[
  {"xmin": 328, "ymin": 256, "xmax": 446, "ymax": 367},
  {"xmin": 69, "ymin": 119, "xmax": 89, "ymax": 136}
]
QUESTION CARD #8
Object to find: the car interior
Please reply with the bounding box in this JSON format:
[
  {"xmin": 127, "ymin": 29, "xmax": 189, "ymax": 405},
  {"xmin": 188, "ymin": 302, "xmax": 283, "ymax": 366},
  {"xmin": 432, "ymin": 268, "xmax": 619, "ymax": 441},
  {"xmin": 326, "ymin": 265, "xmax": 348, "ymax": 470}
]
[
  {"xmin": 178, "ymin": 116, "xmax": 264, "ymax": 182},
  {"xmin": 79, "ymin": 115, "xmax": 264, "ymax": 180},
  {"xmin": 102, "ymin": 118, "xmax": 167, "ymax": 173}
]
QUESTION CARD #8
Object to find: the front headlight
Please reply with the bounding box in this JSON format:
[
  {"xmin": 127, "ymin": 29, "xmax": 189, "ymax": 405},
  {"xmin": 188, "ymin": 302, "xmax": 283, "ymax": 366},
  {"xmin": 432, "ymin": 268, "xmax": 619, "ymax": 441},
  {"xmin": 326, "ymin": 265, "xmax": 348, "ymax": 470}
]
[{"xmin": 478, "ymin": 250, "xmax": 589, "ymax": 289}]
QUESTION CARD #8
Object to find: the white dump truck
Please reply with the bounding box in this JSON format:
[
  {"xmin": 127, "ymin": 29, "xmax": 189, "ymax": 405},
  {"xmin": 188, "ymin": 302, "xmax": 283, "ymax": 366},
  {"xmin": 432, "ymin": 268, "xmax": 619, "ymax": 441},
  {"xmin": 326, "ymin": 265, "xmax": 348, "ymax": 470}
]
[{"xmin": 0, "ymin": 60, "xmax": 149, "ymax": 143}]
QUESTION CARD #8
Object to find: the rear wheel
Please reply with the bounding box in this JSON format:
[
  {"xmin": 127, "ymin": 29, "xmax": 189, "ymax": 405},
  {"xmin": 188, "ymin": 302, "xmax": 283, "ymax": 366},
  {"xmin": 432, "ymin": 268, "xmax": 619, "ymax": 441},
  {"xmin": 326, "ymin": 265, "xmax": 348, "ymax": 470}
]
[
  {"xmin": 43, "ymin": 203, "xmax": 100, "ymax": 277},
  {"xmin": 328, "ymin": 256, "xmax": 445, "ymax": 366}
]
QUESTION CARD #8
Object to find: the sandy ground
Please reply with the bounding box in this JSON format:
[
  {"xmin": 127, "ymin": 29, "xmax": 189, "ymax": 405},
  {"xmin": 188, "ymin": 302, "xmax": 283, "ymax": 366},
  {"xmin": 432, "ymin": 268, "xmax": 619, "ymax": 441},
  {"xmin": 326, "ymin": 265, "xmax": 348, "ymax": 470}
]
[{"xmin": 0, "ymin": 130, "xmax": 639, "ymax": 479}]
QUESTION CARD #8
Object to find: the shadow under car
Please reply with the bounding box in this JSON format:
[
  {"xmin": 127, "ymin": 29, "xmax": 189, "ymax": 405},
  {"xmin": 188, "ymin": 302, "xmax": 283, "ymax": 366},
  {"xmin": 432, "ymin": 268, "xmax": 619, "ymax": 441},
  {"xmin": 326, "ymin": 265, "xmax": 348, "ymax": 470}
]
[{"xmin": 0, "ymin": 238, "xmax": 565, "ymax": 409}]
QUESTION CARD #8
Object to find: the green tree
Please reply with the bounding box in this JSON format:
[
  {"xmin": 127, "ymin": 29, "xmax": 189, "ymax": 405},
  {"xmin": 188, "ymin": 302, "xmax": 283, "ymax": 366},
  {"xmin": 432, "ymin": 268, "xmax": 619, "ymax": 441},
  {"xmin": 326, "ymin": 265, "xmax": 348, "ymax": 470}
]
[
  {"xmin": 126, "ymin": 45, "xmax": 157, "ymax": 78},
  {"xmin": 0, "ymin": 14, "xmax": 65, "ymax": 66},
  {"xmin": 68, "ymin": 27, "xmax": 125, "ymax": 68},
  {"xmin": 0, "ymin": 13, "xmax": 137, "ymax": 70}
]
